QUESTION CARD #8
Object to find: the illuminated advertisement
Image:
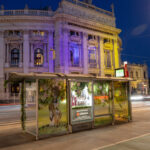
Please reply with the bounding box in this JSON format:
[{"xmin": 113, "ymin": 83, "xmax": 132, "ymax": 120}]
[
  {"xmin": 115, "ymin": 68, "xmax": 125, "ymax": 77},
  {"xmin": 38, "ymin": 79, "xmax": 68, "ymax": 136},
  {"xmin": 70, "ymin": 81, "xmax": 93, "ymax": 124}
]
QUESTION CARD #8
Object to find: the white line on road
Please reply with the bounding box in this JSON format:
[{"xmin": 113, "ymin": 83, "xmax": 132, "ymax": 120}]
[
  {"xmin": 133, "ymin": 107, "xmax": 150, "ymax": 112},
  {"xmin": 92, "ymin": 132, "xmax": 150, "ymax": 150}
]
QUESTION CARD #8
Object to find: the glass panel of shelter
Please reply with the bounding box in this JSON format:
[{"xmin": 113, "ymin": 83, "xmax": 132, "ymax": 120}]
[
  {"xmin": 113, "ymin": 81, "xmax": 129, "ymax": 123},
  {"xmin": 93, "ymin": 81, "xmax": 113, "ymax": 126}
]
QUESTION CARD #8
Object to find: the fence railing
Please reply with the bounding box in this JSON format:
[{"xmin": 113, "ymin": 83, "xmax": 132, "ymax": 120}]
[
  {"xmin": 0, "ymin": 9, "xmax": 53, "ymax": 17},
  {"xmin": 65, "ymin": 0, "xmax": 113, "ymax": 17}
]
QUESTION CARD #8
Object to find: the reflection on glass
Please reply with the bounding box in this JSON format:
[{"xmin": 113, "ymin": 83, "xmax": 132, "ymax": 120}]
[
  {"xmin": 38, "ymin": 79, "xmax": 67, "ymax": 136},
  {"xmin": 71, "ymin": 82, "xmax": 93, "ymax": 124},
  {"xmin": 25, "ymin": 82, "xmax": 36, "ymax": 134},
  {"xmin": 93, "ymin": 81, "xmax": 112, "ymax": 126},
  {"xmin": 114, "ymin": 81, "xmax": 129, "ymax": 122}
]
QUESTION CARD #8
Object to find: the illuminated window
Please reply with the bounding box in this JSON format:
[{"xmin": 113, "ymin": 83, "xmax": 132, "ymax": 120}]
[
  {"xmin": 88, "ymin": 46, "xmax": 97, "ymax": 68},
  {"xmin": 34, "ymin": 48, "xmax": 44, "ymax": 66},
  {"xmin": 69, "ymin": 42, "xmax": 80, "ymax": 67},
  {"xmin": 11, "ymin": 49, "xmax": 19, "ymax": 66},
  {"xmin": 40, "ymin": 31, "xmax": 45, "ymax": 36},
  {"xmin": 104, "ymin": 50, "xmax": 111, "ymax": 68},
  {"xmin": 11, "ymin": 83, "xmax": 20, "ymax": 95}
]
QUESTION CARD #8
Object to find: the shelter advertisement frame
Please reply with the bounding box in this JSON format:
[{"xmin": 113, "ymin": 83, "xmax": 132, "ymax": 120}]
[{"xmin": 69, "ymin": 80, "xmax": 94, "ymax": 126}]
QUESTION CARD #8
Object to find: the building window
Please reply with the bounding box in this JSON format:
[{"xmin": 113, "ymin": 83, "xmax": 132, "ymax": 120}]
[
  {"xmin": 88, "ymin": 35, "xmax": 96, "ymax": 40},
  {"xmin": 136, "ymin": 71, "xmax": 138, "ymax": 78},
  {"xmin": 10, "ymin": 83, "xmax": 20, "ymax": 96},
  {"xmin": 11, "ymin": 49, "xmax": 19, "ymax": 66},
  {"xmin": 88, "ymin": 35, "xmax": 93, "ymax": 40},
  {"xmin": 130, "ymin": 71, "xmax": 133, "ymax": 78},
  {"xmin": 88, "ymin": 46, "xmax": 97, "ymax": 68},
  {"xmin": 8, "ymin": 30, "xmax": 13, "ymax": 36},
  {"xmin": 104, "ymin": 38, "xmax": 109, "ymax": 43},
  {"xmin": 69, "ymin": 42, "xmax": 80, "ymax": 67},
  {"xmin": 70, "ymin": 30, "xmax": 79, "ymax": 36},
  {"xmin": 104, "ymin": 50, "xmax": 111, "ymax": 68},
  {"xmin": 105, "ymin": 74, "xmax": 111, "ymax": 77},
  {"xmin": 144, "ymin": 71, "xmax": 146, "ymax": 79},
  {"xmin": 34, "ymin": 48, "xmax": 44, "ymax": 66}
]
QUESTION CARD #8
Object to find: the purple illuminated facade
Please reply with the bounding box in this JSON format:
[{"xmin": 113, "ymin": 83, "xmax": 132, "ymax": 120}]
[{"xmin": 0, "ymin": 0, "xmax": 122, "ymax": 101}]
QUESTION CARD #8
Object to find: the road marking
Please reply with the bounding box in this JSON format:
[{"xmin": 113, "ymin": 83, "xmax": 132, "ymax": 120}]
[
  {"xmin": 92, "ymin": 132, "xmax": 150, "ymax": 150},
  {"xmin": 133, "ymin": 107, "xmax": 150, "ymax": 112}
]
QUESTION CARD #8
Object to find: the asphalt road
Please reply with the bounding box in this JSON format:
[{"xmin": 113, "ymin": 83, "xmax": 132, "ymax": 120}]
[
  {"xmin": 0, "ymin": 100, "xmax": 150, "ymax": 125},
  {"xmin": 1, "ymin": 101, "xmax": 150, "ymax": 150},
  {"xmin": 0, "ymin": 105, "xmax": 36, "ymax": 124}
]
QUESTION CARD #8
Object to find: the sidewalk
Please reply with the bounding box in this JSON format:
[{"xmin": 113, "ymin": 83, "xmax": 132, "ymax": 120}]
[
  {"xmin": 98, "ymin": 133, "xmax": 150, "ymax": 150},
  {"xmin": 1, "ymin": 107, "xmax": 150, "ymax": 150}
]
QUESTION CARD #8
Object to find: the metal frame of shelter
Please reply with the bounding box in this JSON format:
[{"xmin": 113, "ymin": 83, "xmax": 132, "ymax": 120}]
[{"xmin": 9, "ymin": 72, "xmax": 132, "ymax": 140}]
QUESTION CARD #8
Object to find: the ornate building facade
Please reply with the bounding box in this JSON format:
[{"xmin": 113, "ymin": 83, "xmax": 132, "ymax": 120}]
[
  {"xmin": 127, "ymin": 63, "xmax": 149, "ymax": 95},
  {"xmin": 0, "ymin": 0, "xmax": 122, "ymax": 101}
]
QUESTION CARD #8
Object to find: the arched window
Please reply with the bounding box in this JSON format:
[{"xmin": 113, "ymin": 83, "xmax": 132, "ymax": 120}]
[
  {"xmin": 11, "ymin": 49, "xmax": 19, "ymax": 66},
  {"xmin": 130, "ymin": 71, "xmax": 133, "ymax": 78},
  {"xmin": 136, "ymin": 71, "xmax": 138, "ymax": 78},
  {"xmin": 69, "ymin": 42, "xmax": 80, "ymax": 67},
  {"xmin": 88, "ymin": 45, "xmax": 97, "ymax": 68},
  {"xmin": 34, "ymin": 48, "xmax": 44, "ymax": 66}
]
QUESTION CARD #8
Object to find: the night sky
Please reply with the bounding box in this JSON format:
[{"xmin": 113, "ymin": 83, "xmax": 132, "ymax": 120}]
[{"xmin": 0, "ymin": 0, "xmax": 150, "ymax": 76}]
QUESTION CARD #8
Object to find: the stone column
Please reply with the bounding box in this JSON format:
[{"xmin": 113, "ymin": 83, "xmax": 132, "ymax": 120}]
[
  {"xmin": 54, "ymin": 21, "xmax": 63, "ymax": 71},
  {"xmin": 23, "ymin": 30, "xmax": 29, "ymax": 73},
  {"xmin": 19, "ymin": 43, "xmax": 23, "ymax": 67},
  {"xmin": 48, "ymin": 31, "xmax": 54, "ymax": 73},
  {"xmin": 5, "ymin": 43, "xmax": 9, "ymax": 67},
  {"xmin": 97, "ymin": 37, "xmax": 101, "ymax": 75},
  {"xmin": 83, "ymin": 33, "xmax": 88, "ymax": 74},
  {"xmin": 0, "ymin": 31, "xmax": 4, "ymax": 78},
  {"xmin": 100, "ymin": 37, "xmax": 104, "ymax": 76},
  {"xmin": 30, "ymin": 43, "xmax": 34, "ymax": 67},
  {"xmin": 44, "ymin": 43, "xmax": 48, "ymax": 67},
  {"xmin": 114, "ymin": 37, "xmax": 119, "ymax": 69},
  {"xmin": 63, "ymin": 28, "xmax": 69, "ymax": 74},
  {"xmin": 0, "ymin": 31, "xmax": 4, "ymax": 94}
]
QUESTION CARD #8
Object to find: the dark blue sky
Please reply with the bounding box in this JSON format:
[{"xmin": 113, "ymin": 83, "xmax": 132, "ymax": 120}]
[{"xmin": 0, "ymin": 0, "xmax": 150, "ymax": 75}]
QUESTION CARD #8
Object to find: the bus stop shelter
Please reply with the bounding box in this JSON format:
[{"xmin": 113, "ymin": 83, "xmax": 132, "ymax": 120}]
[{"xmin": 9, "ymin": 72, "xmax": 132, "ymax": 140}]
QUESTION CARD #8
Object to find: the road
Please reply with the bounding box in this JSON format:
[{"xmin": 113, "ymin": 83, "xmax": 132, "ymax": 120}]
[
  {"xmin": 0, "ymin": 101, "xmax": 150, "ymax": 149},
  {"xmin": 1, "ymin": 100, "xmax": 150, "ymax": 124},
  {"xmin": 0, "ymin": 105, "xmax": 35, "ymax": 124}
]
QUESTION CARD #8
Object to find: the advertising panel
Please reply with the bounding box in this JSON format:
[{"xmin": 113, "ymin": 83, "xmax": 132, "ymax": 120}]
[
  {"xmin": 38, "ymin": 79, "xmax": 68, "ymax": 136},
  {"xmin": 115, "ymin": 68, "xmax": 125, "ymax": 77},
  {"xmin": 70, "ymin": 81, "xmax": 93, "ymax": 124}
]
